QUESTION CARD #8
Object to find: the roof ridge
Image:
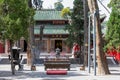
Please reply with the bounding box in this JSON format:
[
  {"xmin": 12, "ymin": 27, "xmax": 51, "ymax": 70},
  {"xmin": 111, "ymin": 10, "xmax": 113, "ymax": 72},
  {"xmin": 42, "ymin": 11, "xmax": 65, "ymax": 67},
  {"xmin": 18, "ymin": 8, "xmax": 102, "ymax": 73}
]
[{"xmin": 36, "ymin": 9, "xmax": 62, "ymax": 11}]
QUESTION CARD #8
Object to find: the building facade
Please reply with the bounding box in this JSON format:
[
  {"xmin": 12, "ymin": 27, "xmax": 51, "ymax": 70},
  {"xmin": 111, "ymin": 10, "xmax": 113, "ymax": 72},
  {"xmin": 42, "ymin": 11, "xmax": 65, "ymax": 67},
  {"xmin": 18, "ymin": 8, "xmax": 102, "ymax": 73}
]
[
  {"xmin": 33, "ymin": 9, "xmax": 70, "ymax": 53},
  {"xmin": 0, "ymin": 9, "xmax": 106, "ymax": 54}
]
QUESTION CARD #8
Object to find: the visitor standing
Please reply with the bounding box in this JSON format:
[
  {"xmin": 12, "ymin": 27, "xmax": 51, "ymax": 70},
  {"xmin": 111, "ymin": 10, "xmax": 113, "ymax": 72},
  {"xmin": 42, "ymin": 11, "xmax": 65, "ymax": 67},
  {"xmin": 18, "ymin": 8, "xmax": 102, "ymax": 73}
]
[{"xmin": 72, "ymin": 43, "xmax": 80, "ymax": 58}]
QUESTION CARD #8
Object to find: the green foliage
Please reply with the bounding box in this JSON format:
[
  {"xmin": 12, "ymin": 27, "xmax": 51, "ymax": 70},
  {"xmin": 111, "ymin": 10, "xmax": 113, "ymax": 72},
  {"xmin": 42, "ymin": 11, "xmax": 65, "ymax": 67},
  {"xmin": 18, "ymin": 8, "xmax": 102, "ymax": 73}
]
[
  {"xmin": 108, "ymin": 0, "xmax": 120, "ymax": 13},
  {"xmin": 108, "ymin": 0, "xmax": 120, "ymax": 7},
  {"xmin": 61, "ymin": 7, "xmax": 71, "ymax": 18},
  {"xmin": 68, "ymin": 0, "xmax": 84, "ymax": 46},
  {"xmin": 105, "ymin": 3, "xmax": 120, "ymax": 49},
  {"xmin": 54, "ymin": 2, "xmax": 64, "ymax": 11},
  {"xmin": 0, "ymin": 0, "xmax": 35, "ymax": 43}
]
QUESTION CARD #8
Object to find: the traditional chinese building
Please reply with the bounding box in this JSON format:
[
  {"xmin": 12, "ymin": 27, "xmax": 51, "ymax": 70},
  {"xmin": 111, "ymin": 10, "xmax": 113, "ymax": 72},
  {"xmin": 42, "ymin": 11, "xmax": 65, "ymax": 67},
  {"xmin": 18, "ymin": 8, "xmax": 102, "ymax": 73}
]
[
  {"xmin": 1, "ymin": 9, "xmax": 70, "ymax": 54},
  {"xmin": 1, "ymin": 9, "xmax": 106, "ymax": 54},
  {"xmin": 33, "ymin": 9, "xmax": 69, "ymax": 53}
]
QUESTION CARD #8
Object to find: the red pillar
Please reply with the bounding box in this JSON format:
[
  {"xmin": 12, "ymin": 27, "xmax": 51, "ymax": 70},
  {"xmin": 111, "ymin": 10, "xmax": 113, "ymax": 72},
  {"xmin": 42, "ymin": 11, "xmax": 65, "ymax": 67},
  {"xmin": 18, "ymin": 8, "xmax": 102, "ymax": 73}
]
[{"xmin": 0, "ymin": 43, "xmax": 5, "ymax": 53}]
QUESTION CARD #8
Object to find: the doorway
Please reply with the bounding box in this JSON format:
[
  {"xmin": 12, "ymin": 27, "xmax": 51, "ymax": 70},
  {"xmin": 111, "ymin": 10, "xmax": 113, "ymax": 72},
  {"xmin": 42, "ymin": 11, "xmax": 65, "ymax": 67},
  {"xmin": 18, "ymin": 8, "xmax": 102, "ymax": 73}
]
[
  {"xmin": 23, "ymin": 40, "xmax": 27, "ymax": 52},
  {"xmin": 55, "ymin": 40, "xmax": 62, "ymax": 52}
]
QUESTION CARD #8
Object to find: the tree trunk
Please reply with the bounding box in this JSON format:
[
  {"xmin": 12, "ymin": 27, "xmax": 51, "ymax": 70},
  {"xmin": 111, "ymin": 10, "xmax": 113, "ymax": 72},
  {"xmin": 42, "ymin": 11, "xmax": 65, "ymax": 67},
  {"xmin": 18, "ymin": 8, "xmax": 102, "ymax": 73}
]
[
  {"xmin": 28, "ymin": 0, "xmax": 36, "ymax": 70},
  {"xmin": 9, "ymin": 40, "xmax": 15, "ymax": 75},
  {"xmin": 83, "ymin": 0, "xmax": 88, "ymax": 66},
  {"xmin": 80, "ymin": 0, "xmax": 88, "ymax": 70},
  {"xmin": 39, "ymin": 25, "xmax": 44, "ymax": 51},
  {"xmin": 28, "ymin": 25, "xmax": 36, "ymax": 70},
  {"xmin": 27, "ymin": 42, "xmax": 32, "ymax": 66},
  {"xmin": 87, "ymin": 0, "xmax": 110, "ymax": 75}
]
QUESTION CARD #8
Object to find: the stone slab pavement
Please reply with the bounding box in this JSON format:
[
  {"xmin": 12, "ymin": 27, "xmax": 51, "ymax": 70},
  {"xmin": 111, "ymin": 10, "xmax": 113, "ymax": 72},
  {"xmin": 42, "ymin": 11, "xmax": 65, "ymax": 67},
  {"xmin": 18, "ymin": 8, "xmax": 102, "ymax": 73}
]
[
  {"xmin": 0, "ymin": 64, "xmax": 120, "ymax": 80},
  {"xmin": 0, "ymin": 53, "xmax": 120, "ymax": 80}
]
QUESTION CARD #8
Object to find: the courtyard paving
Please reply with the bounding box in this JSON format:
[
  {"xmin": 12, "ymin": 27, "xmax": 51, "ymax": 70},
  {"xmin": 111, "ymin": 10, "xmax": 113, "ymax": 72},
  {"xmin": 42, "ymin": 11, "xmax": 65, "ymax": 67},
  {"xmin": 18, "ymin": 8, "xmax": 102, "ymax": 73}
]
[{"xmin": 0, "ymin": 53, "xmax": 120, "ymax": 80}]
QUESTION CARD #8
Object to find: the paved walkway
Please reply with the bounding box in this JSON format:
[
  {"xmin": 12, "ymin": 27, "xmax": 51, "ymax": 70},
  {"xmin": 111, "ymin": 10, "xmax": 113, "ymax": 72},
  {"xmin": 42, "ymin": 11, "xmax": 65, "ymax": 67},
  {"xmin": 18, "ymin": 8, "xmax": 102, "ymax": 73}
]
[
  {"xmin": 0, "ymin": 53, "xmax": 120, "ymax": 80},
  {"xmin": 0, "ymin": 63, "xmax": 120, "ymax": 80}
]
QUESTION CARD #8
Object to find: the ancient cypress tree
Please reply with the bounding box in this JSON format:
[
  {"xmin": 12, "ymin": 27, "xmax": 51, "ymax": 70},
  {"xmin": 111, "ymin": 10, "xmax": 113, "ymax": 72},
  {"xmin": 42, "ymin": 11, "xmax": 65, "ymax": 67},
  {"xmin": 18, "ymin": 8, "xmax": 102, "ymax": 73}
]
[
  {"xmin": 68, "ymin": 0, "xmax": 84, "ymax": 46},
  {"xmin": 105, "ymin": 0, "xmax": 120, "ymax": 48},
  {"xmin": 54, "ymin": 1, "xmax": 64, "ymax": 11},
  {"xmin": 0, "ymin": 0, "xmax": 34, "ymax": 74},
  {"xmin": 87, "ymin": 0, "xmax": 110, "ymax": 75}
]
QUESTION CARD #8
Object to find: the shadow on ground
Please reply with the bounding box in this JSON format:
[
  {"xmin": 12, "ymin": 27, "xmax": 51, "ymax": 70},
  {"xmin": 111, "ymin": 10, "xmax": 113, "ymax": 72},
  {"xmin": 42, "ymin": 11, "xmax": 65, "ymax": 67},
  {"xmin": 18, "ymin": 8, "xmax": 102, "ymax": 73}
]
[{"xmin": 0, "ymin": 69, "xmax": 88, "ymax": 79}]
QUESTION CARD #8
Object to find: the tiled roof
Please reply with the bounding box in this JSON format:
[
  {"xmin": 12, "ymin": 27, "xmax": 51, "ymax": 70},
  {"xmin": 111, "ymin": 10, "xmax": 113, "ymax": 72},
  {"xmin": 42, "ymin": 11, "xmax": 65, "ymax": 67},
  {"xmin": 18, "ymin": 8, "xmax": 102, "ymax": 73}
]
[
  {"xmin": 34, "ymin": 9, "xmax": 67, "ymax": 20},
  {"xmin": 34, "ymin": 25, "xmax": 69, "ymax": 34}
]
